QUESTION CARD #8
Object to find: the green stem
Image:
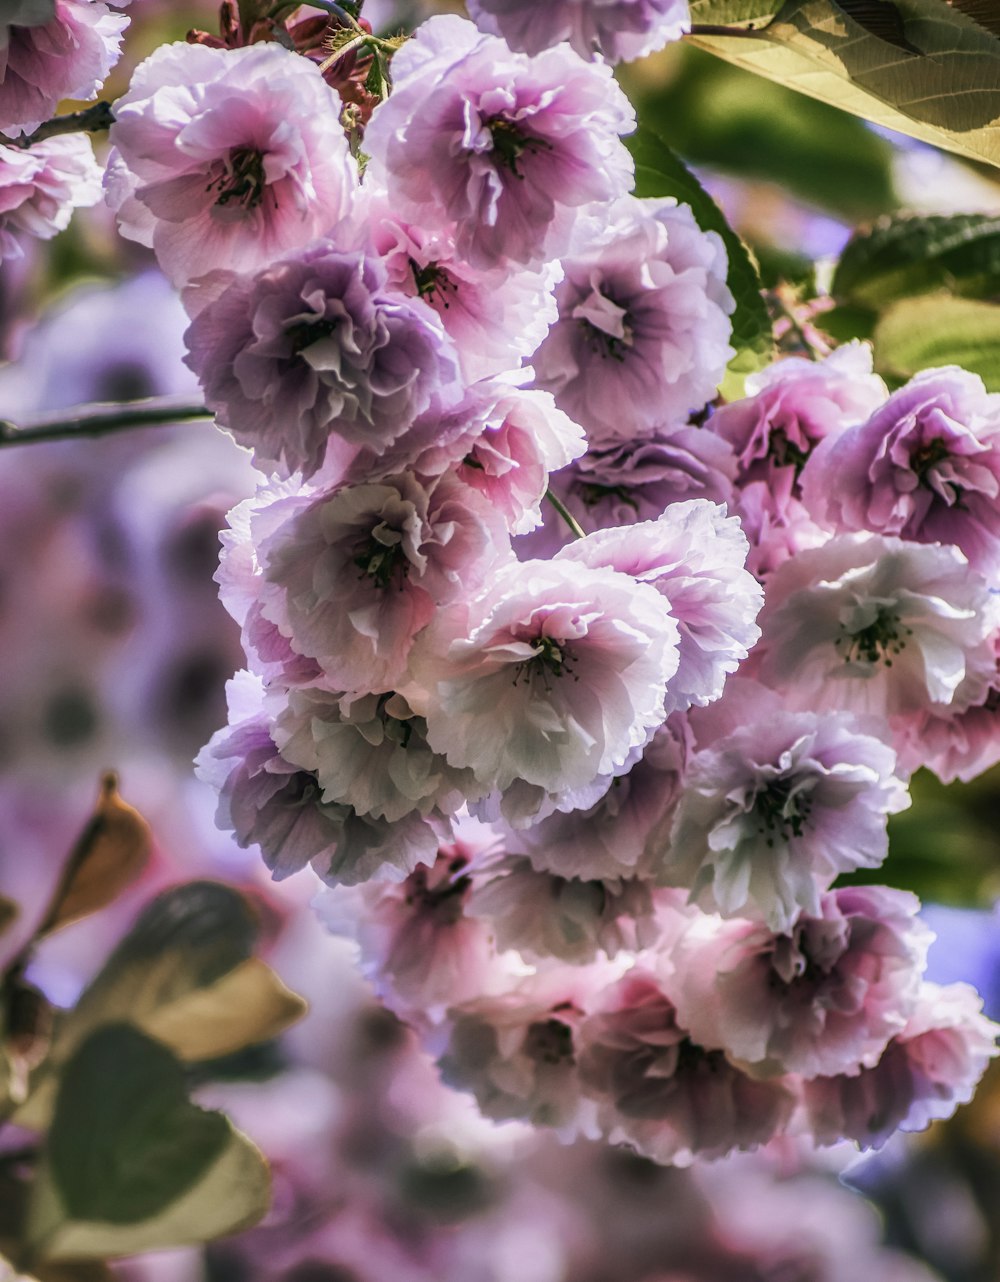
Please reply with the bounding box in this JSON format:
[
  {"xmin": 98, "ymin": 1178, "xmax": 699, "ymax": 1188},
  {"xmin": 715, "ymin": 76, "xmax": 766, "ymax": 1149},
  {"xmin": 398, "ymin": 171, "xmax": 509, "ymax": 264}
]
[
  {"xmin": 545, "ymin": 489, "xmax": 586, "ymax": 540},
  {"xmin": 0, "ymin": 399, "xmax": 213, "ymax": 449}
]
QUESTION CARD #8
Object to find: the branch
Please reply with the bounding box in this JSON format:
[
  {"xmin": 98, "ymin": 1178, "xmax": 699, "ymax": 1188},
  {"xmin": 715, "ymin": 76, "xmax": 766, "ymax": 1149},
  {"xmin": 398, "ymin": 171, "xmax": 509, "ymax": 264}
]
[
  {"xmin": 0, "ymin": 398, "xmax": 213, "ymax": 448},
  {"xmin": 1, "ymin": 100, "xmax": 116, "ymax": 149}
]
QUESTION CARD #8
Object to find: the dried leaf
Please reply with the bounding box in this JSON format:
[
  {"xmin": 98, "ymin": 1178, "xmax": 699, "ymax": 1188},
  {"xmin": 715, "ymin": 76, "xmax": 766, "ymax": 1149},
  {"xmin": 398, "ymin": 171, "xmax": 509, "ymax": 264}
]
[{"xmin": 39, "ymin": 775, "xmax": 151, "ymax": 937}]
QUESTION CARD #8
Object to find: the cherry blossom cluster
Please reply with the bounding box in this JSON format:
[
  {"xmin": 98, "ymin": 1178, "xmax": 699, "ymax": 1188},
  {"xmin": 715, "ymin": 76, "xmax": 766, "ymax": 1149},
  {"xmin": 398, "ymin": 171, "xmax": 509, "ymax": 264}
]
[{"xmin": 77, "ymin": 3, "xmax": 997, "ymax": 1164}]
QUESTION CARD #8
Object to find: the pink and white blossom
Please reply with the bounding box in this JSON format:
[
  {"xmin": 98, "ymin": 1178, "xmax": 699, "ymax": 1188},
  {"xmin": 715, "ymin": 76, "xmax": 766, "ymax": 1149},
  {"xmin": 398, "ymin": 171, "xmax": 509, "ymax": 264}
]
[
  {"xmin": 257, "ymin": 471, "xmax": 510, "ymax": 693},
  {"xmin": 415, "ymin": 559, "xmax": 680, "ymax": 816},
  {"xmin": 801, "ymin": 365, "xmax": 1000, "ymax": 575},
  {"xmin": 0, "ymin": 0, "xmax": 126, "ymax": 132},
  {"xmin": 364, "ymin": 14, "xmax": 635, "ymax": 269},
  {"xmin": 438, "ymin": 969, "xmax": 601, "ymax": 1129},
  {"xmin": 664, "ymin": 885, "xmax": 932, "ymax": 1078},
  {"xmin": 468, "ymin": 855, "xmax": 657, "ymax": 964},
  {"xmin": 106, "ymin": 41, "xmax": 359, "ymax": 286},
  {"xmin": 753, "ymin": 534, "xmax": 1000, "ymax": 722},
  {"xmin": 185, "ymin": 243, "xmax": 464, "ymax": 483},
  {"xmin": 577, "ymin": 970, "xmax": 795, "ymax": 1164},
  {"xmin": 466, "ymin": 0, "xmax": 690, "ymax": 63},
  {"xmin": 663, "ymin": 695, "xmax": 909, "ymax": 931},
  {"xmin": 532, "ymin": 197, "xmax": 733, "ymax": 440},
  {"xmin": 804, "ymin": 981, "xmax": 999, "ymax": 1149},
  {"xmin": 273, "ymin": 687, "xmax": 486, "ymax": 824},
  {"xmin": 555, "ymin": 500, "xmax": 762, "ymax": 712},
  {"xmin": 369, "ymin": 197, "xmax": 559, "ymax": 382},
  {"xmin": 0, "ymin": 135, "xmax": 101, "ymax": 261},
  {"xmin": 506, "ymin": 719, "xmax": 689, "ymax": 882}
]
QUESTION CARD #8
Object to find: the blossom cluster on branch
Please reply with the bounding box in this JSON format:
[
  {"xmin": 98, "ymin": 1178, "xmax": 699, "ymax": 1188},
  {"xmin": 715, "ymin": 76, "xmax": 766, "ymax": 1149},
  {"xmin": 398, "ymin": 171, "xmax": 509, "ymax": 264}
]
[{"xmin": 3, "ymin": 0, "xmax": 997, "ymax": 1170}]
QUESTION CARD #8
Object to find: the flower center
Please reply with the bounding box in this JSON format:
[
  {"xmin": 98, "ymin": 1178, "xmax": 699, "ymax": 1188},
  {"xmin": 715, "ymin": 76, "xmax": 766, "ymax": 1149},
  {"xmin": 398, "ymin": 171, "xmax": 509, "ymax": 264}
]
[
  {"xmin": 523, "ymin": 1018, "xmax": 575, "ymax": 1066},
  {"xmin": 768, "ymin": 428, "xmax": 810, "ymax": 474},
  {"xmin": 836, "ymin": 608, "xmax": 912, "ymax": 667},
  {"xmin": 285, "ymin": 317, "xmax": 338, "ymax": 355},
  {"xmin": 208, "ymin": 146, "xmax": 268, "ymax": 209},
  {"xmin": 513, "ymin": 635, "xmax": 578, "ymax": 689},
  {"xmin": 486, "ymin": 116, "xmax": 551, "ymax": 177},
  {"xmin": 911, "ymin": 436, "xmax": 951, "ymax": 488},
  {"xmin": 410, "ymin": 259, "xmax": 459, "ymax": 310},
  {"xmin": 752, "ymin": 776, "xmax": 812, "ymax": 844},
  {"xmin": 353, "ymin": 522, "xmax": 408, "ymax": 590},
  {"xmin": 574, "ymin": 289, "xmax": 634, "ymax": 363}
]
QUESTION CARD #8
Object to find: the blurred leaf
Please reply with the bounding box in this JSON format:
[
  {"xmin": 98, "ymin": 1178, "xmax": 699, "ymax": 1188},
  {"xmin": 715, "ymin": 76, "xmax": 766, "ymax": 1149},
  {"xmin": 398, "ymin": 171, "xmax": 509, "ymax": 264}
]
[
  {"xmin": 872, "ymin": 294, "xmax": 1000, "ymax": 387},
  {"xmin": 833, "ymin": 213, "xmax": 1000, "ymax": 306},
  {"xmin": 27, "ymin": 1024, "xmax": 269, "ymax": 1261},
  {"xmin": 689, "ymin": 0, "xmax": 1000, "ymax": 172},
  {"xmin": 2, "ymin": 0, "xmax": 57, "ymax": 27},
  {"xmin": 16, "ymin": 883, "xmax": 302, "ymax": 1129},
  {"xmin": 627, "ymin": 126, "xmax": 774, "ymax": 395},
  {"xmin": 626, "ymin": 46, "xmax": 896, "ymax": 220},
  {"xmin": 0, "ymin": 896, "xmax": 17, "ymax": 940},
  {"xmin": 813, "ymin": 301, "xmax": 878, "ymax": 342},
  {"xmin": 38, "ymin": 774, "xmax": 151, "ymax": 938}
]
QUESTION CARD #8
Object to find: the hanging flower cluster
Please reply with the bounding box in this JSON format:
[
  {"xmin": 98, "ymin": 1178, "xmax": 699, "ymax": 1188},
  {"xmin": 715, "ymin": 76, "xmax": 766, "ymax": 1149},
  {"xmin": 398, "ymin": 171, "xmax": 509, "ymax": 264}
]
[{"xmin": 76, "ymin": 5, "xmax": 996, "ymax": 1165}]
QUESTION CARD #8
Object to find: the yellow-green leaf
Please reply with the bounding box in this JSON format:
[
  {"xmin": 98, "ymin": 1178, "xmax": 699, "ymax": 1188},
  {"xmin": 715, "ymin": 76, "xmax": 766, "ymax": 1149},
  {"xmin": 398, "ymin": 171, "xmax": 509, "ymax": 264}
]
[
  {"xmin": 27, "ymin": 1025, "xmax": 269, "ymax": 1261},
  {"xmin": 689, "ymin": 0, "xmax": 1000, "ymax": 172},
  {"xmin": 872, "ymin": 294, "xmax": 1000, "ymax": 387}
]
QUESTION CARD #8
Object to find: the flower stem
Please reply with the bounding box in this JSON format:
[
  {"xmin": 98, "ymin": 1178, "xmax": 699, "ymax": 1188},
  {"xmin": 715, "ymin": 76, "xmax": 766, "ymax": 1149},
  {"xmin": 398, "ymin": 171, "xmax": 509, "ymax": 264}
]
[
  {"xmin": 0, "ymin": 101, "xmax": 115, "ymax": 150},
  {"xmin": 545, "ymin": 489, "xmax": 586, "ymax": 540}
]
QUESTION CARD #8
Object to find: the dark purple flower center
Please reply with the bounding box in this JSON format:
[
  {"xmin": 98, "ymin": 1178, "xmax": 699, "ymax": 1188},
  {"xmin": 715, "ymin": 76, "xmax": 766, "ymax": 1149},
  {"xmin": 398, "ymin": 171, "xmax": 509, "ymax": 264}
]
[
  {"xmin": 524, "ymin": 1017, "xmax": 575, "ymax": 1066},
  {"xmin": 285, "ymin": 317, "xmax": 339, "ymax": 355},
  {"xmin": 911, "ymin": 435, "xmax": 952, "ymax": 488},
  {"xmin": 410, "ymin": 259, "xmax": 459, "ymax": 310},
  {"xmin": 208, "ymin": 146, "xmax": 269, "ymax": 209},
  {"xmin": 353, "ymin": 523, "xmax": 409, "ymax": 590},
  {"xmin": 753, "ymin": 776, "xmax": 812, "ymax": 843},
  {"xmin": 514, "ymin": 635, "xmax": 578, "ymax": 689}
]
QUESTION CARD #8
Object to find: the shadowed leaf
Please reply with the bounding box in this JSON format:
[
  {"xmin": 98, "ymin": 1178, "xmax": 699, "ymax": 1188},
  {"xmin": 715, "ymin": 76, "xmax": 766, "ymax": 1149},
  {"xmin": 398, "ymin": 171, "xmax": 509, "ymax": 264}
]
[{"xmin": 27, "ymin": 1024, "xmax": 269, "ymax": 1260}]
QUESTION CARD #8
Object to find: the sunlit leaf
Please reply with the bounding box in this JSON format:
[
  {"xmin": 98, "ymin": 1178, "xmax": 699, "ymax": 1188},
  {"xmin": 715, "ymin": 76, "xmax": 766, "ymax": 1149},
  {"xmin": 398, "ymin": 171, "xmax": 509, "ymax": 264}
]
[
  {"xmin": 38, "ymin": 775, "xmax": 151, "ymax": 938},
  {"xmin": 833, "ymin": 213, "xmax": 1000, "ymax": 307},
  {"xmin": 872, "ymin": 294, "xmax": 1000, "ymax": 388},
  {"xmin": 627, "ymin": 126, "xmax": 774, "ymax": 396},
  {"xmin": 16, "ymin": 883, "xmax": 302, "ymax": 1129},
  {"xmin": 26, "ymin": 1024, "xmax": 269, "ymax": 1261},
  {"xmin": 689, "ymin": 0, "xmax": 1000, "ymax": 172}
]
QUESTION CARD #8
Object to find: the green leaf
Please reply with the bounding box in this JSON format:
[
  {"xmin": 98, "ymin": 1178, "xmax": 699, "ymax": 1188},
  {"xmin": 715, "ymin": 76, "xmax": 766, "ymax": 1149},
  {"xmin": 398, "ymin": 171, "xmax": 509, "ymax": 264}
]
[
  {"xmin": 871, "ymin": 294, "xmax": 1000, "ymax": 387},
  {"xmin": 627, "ymin": 126, "xmax": 774, "ymax": 396},
  {"xmin": 16, "ymin": 883, "xmax": 305, "ymax": 1130},
  {"xmin": 623, "ymin": 46, "xmax": 898, "ymax": 221},
  {"xmin": 689, "ymin": 0, "xmax": 1000, "ymax": 173},
  {"xmin": 3, "ymin": 0, "xmax": 57, "ymax": 27},
  {"xmin": 27, "ymin": 1024, "xmax": 269, "ymax": 1260},
  {"xmin": 833, "ymin": 214, "xmax": 1000, "ymax": 307}
]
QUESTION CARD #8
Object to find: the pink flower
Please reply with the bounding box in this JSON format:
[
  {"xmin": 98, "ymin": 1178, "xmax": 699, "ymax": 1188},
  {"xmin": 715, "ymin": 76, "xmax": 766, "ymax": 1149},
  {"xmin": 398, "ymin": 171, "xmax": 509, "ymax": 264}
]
[
  {"xmin": 801, "ymin": 365, "xmax": 1000, "ymax": 575},
  {"xmin": 753, "ymin": 534, "xmax": 1000, "ymax": 722},
  {"xmin": 184, "ymin": 243, "xmax": 464, "ymax": 483},
  {"xmin": 196, "ymin": 672, "xmax": 439, "ymax": 886},
  {"xmin": 273, "ymin": 687, "xmax": 486, "ymax": 824},
  {"xmin": 415, "ymin": 559, "xmax": 679, "ymax": 817},
  {"xmin": 468, "ymin": 855, "xmax": 657, "ymax": 963},
  {"xmin": 438, "ymin": 969, "xmax": 601, "ymax": 1129},
  {"xmin": 316, "ymin": 832, "xmax": 508, "ymax": 1023},
  {"xmin": 555, "ymin": 500, "xmax": 762, "ymax": 713},
  {"xmin": 664, "ymin": 691, "xmax": 909, "ymax": 931},
  {"xmin": 505, "ymin": 719, "xmax": 688, "ymax": 882},
  {"xmin": 712, "ymin": 341, "xmax": 886, "ymax": 497},
  {"xmin": 368, "ymin": 195, "xmax": 559, "ymax": 382},
  {"xmin": 0, "ymin": 0, "xmax": 127, "ymax": 132},
  {"xmin": 257, "ymin": 471, "xmax": 510, "ymax": 693},
  {"xmin": 364, "ymin": 14, "xmax": 635, "ymax": 269},
  {"xmin": 532, "ymin": 196, "xmax": 733, "ymax": 441},
  {"xmin": 577, "ymin": 970, "xmax": 795, "ymax": 1164},
  {"xmin": 804, "ymin": 981, "xmax": 999, "ymax": 1149},
  {"xmin": 466, "ymin": 0, "xmax": 690, "ymax": 63},
  {"xmin": 530, "ymin": 427, "xmax": 736, "ymax": 557},
  {"xmin": 106, "ymin": 41, "xmax": 359, "ymax": 286},
  {"xmin": 0, "ymin": 135, "xmax": 101, "ymax": 261},
  {"xmin": 665, "ymin": 885, "xmax": 932, "ymax": 1078}
]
